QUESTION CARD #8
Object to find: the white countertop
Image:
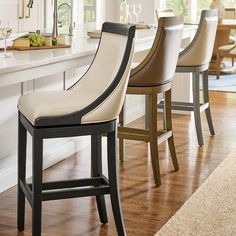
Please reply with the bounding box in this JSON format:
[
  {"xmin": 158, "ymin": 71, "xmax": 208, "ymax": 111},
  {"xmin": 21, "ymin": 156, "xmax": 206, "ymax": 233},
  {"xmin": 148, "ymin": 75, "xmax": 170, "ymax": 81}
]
[
  {"xmin": 0, "ymin": 33, "xmax": 97, "ymax": 75},
  {"xmin": 0, "ymin": 25, "xmax": 197, "ymax": 85},
  {"xmin": 0, "ymin": 27, "xmax": 156, "ymax": 73}
]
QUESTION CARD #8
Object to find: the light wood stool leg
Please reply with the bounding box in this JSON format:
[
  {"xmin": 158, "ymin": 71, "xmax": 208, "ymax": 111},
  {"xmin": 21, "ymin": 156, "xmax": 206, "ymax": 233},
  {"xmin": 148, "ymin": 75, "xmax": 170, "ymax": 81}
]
[
  {"xmin": 148, "ymin": 91, "xmax": 161, "ymax": 186},
  {"xmin": 216, "ymin": 52, "xmax": 221, "ymax": 80},
  {"xmin": 145, "ymin": 95, "xmax": 149, "ymax": 129}
]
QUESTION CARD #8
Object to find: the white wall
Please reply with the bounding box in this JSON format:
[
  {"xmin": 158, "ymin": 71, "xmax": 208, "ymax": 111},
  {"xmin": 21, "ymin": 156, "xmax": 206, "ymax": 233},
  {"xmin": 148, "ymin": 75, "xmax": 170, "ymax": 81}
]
[
  {"xmin": 126, "ymin": 0, "xmax": 156, "ymax": 23},
  {"xmin": 0, "ymin": 0, "xmax": 19, "ymax": 32},
  {"xmin": 103, "ymin": 0, "xmax": 118, "ymax": 21},
  {"xmin": 105, "ymin": 0, "xmax": 158, "ymax": 24},
  {"xmin": 45, "ymin": 0, "xmax": 159, "ymax": 30},
  {"xmin": 0, "ymin": 0, "xmax": 44, "ymax": 33}
]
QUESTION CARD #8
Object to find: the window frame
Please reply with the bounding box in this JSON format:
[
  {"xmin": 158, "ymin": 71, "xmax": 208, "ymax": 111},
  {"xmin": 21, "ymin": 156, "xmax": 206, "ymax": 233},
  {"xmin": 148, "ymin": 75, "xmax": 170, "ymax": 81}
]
[
  {"xmin": 44, "ymin": 0, "xmax": 105, "ymax": 31},
  {"xmin": 162, "ymin": 0, "xmax": 236, "ymax": 22},
  {"xmin": 163, "ymin": 0, "xmax": 197, "ymax": 21}
]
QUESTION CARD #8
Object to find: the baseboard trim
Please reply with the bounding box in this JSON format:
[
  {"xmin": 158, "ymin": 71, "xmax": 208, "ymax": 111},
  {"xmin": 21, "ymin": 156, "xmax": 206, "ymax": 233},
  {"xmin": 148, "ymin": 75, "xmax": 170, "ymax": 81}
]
[{"xmin": 0, "ymin": 137, "xmax": 90, "ymax": 193}]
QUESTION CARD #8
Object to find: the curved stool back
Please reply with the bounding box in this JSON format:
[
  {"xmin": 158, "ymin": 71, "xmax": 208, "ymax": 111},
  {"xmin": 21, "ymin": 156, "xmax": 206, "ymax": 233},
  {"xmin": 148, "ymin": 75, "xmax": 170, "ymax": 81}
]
[
  {"xmin": 178, "ymin": 10, "xmax": 218, "ymax": 66},
  {"xmin": 169, "ymin": 10, "xmax": 218, "ymax": 146},
  {"xmin": 156, "ymin": 8, "xmax": 174, "ymax": 20},
  {"xmin": 119, "ymin": 15, "xmax": 183, "ymax": 186},
  {"xmin": 17, "ymin": 22, "xmax": 135, "ymax": 236},
  {"xmin": 129, "ymin": 16, "xmax": 183, "ymax": 86}
]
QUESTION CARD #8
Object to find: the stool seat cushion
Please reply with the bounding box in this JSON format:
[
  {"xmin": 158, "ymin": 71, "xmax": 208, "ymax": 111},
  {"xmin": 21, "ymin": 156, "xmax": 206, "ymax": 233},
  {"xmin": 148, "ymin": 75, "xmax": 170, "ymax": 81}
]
[
  {"xmin": 218, "ymin": 44, "xmax": 235, "ymax": 51},
  {"xmin": 18, "ymin": 90, "xmax": 94, "ymax": 125},
  {"xmin": 218, "ymin": 44, "xmax": 236, "ymax": 55}
]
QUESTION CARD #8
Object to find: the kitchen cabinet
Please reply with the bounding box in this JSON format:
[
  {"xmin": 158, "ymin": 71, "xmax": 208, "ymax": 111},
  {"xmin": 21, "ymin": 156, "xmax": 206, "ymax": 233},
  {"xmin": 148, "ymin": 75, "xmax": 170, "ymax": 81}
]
[
  {"xmin": 0, "ymin": 0, "xmax": 19, "ymax": 32},
  {"xmin": 0, "ymin": 0, "xmax": 44, "ymax": 33},
  {"xmin": 18, "ymin": 0, "xmax": 44, "ymax": 32}
]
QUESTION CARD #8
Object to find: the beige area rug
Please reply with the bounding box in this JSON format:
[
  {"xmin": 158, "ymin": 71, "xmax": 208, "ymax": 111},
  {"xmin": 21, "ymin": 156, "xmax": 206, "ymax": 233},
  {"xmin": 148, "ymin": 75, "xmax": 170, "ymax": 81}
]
[{"xmin": 155, "ymin": 151, "xmax": 236, "ymax": 236}]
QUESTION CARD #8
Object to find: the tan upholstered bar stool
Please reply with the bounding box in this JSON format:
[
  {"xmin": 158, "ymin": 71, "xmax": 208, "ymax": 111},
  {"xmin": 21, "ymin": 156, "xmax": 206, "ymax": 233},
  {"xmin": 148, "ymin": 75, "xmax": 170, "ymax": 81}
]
[
  {"xmin": 159, "ymin": 10, "xmax": 218, "ymax": 146},
  {"xmin": 155, "ymin": 8, "xmax": 174, "ymax": 20},
  {"xmin": 118, "ymin": 16, "xmax": 183, "ymax": 186},
  {"xmin": 17, "ymin": 22, "xmax": 135, "ymax": 236}
]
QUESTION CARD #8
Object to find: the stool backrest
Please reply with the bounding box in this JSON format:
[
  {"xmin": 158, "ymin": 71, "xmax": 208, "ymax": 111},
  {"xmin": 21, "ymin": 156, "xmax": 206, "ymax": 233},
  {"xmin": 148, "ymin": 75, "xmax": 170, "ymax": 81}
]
[
  {"xmin": 178, "ymin": 9, "xmax": 218, "ymax": 66},
  {"xmin": 156, "ymin": 8, "xmax": 174, "ymax": 20},
  {"xmin": 224, "ymin": 8, "xmax": 236, "ymax": 19},
  {"xmin": 70, "ymin": 22, "xmax": 135, "ymax": 124},
  {"xmin": 129, "ymin": 16, "xmax": 183, "ymax": 86}
]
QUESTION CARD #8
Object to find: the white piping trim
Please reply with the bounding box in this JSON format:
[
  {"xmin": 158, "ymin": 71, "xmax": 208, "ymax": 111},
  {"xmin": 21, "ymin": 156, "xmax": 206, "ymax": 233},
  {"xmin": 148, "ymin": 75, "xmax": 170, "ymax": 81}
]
[{"xmin": 164, "ymin": 24, "xmax": 184, "ymax": 31}]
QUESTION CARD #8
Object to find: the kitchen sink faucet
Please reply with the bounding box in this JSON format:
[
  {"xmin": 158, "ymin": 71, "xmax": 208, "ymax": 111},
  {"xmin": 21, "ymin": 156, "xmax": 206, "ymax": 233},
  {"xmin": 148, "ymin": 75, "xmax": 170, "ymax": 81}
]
[{"xmin": 52, "ymin": 0, "xmax": 73, "ymax": 37}]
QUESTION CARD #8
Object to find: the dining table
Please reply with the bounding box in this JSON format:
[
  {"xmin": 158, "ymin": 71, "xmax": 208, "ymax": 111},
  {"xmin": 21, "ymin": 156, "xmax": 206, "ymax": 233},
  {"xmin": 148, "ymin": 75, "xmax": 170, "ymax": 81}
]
[{"xmin": 210, "ymin": 19, "xmax": 236, "ymax": 73}]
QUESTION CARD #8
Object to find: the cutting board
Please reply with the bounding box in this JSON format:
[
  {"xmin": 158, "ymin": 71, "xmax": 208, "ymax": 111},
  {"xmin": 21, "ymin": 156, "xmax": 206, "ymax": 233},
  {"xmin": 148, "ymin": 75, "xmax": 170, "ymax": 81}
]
[{"xmin": 2, "ymin": 44, "xmax": 71, "ymax": 51}]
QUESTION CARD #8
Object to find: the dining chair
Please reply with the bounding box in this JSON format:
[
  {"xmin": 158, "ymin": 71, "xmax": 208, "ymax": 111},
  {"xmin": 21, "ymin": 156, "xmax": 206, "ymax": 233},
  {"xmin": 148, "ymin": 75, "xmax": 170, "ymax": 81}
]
[
  {"xmin": 17, "ymin": 22, "xmax": 135, "ymax": 236},
  {"xmin": 216, "ymin": 8, "xmax": 236, "ymax": 79},
  {"xmin": 155, "ymin": 8, "xmax": 174, "ymax": 20},
  {"xmin": 118, "ymin": 16, "xmax": 183, "ymax": 186},
  {"xmin": 216, "ymin": 44, "xmax": 236, "ymax": 79},
  {"xmin": 160, "ymin": 9, "xmax": 218, "ymax": 146}
]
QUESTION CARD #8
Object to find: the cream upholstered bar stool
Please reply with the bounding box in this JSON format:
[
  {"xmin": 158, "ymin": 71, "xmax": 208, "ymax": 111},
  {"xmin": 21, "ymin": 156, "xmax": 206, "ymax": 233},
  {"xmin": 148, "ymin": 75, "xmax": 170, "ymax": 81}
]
[
  {"xmin": 118, "ymin": 16, "xmax": 183, "ymax": 186},
  {"xmin": 17, "ymin": 22, "xmax": 135, "ymax": 236},
  {"xmin": 160, "ymin": 10, "xmax": 218, "ymax": 146}
]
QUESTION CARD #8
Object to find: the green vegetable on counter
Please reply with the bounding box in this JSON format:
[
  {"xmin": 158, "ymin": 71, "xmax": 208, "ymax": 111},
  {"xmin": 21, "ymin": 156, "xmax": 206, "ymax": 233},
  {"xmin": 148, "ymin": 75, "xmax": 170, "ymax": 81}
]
[{"xmin": 28, "ymin": 33, "xmax": 46, "ymax": 47}]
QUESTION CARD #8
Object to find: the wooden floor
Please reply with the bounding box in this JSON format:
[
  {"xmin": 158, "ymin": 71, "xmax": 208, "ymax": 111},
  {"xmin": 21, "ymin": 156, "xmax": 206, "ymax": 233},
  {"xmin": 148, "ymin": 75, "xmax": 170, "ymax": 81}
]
[{"xmin": 1, "ymin": 91, "xmax": 236, "ymax": 236}]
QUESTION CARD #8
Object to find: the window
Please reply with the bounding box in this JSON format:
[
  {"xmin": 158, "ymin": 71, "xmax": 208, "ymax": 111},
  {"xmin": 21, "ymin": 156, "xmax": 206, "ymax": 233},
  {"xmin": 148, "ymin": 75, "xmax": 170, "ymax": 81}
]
[
  {"xmin": 166, "ymin": 0, "xmax": 236, "ymax": 22},
  {"xmin": 166, "ymin": 0, "xmax": 188, "ymax": 16},
  {"xmin": 45, "ymin": 0, "xmax": 104, "ymax": 32},
  {"xmin": 57, "ymin": 0, "xmax": 72, "ymax": 34},
  {"xmin": 197, "ymin": 0, "xmax": 236, "ymax": 19},
  {"xmin": 58, "ymin": 0, "xmax": 72, "ymax": 5},
  {"xmin": 84, "ymin": 0, "xmax": 97, "ymax": 23},
  {"xmin": 166, "ymin": 0, "xmax": 189, "ymax": 20},
  {"xmin": 196, "ymin": 0, "xmax": 211, "ymax": 18}
]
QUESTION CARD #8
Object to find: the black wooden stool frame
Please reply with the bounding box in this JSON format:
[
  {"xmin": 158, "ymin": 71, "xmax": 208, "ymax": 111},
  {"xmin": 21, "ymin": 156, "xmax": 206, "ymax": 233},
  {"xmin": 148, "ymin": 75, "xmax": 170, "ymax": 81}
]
[{"xmin": 17, "ymin": 112, "xmax": 125, "ymax": 236}]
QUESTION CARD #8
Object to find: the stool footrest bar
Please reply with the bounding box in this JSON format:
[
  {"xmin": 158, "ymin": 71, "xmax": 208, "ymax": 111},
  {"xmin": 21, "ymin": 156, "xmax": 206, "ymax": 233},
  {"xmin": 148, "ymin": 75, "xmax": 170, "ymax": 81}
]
[
  {"xmin": 157, "ymin": 130, "xmax": 172, "ymax": 145},
  {"xmin": 118, "ymin": 127, "xmax": 150, "ymax": 142},
  {"xmin": 28, "ymin": 176, "xmax": 109, "ymax": 191},
  {"xmin": 158, "ymin": 101, "xmax": 209, "ymax": 112},
  {"xmin": 42, "ymin": 186, "xmax": 110, "ymax": 201},
  {"xmin": 118, "ymin": 127, "xmax": 172, "ymax": 144},
  {"xmin": 22, "ymin": 177, "xmax": 110, "ymax": 202}
]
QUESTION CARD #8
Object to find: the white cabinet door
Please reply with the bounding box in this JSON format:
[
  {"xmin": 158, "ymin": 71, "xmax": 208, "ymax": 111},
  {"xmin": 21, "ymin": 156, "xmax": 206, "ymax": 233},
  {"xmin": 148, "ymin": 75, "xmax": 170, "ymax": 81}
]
[
  {"xmin": 0, "ymin": 0, "xmax": 44, "ymax": 33},
  {"xmin": 18, "ymin": 0, "xmax": 44, "ymax": 32},
  {"xmin": 0, "ymin": 0, "xmax": 19, "ymax": 32}
]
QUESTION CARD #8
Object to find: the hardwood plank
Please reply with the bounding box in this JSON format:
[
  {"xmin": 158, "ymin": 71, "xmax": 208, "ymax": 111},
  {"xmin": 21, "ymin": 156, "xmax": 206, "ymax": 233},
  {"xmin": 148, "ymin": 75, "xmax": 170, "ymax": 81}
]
[{"xmin": 0, "ymin": 91, "xmax": 236, "ymax": 236}]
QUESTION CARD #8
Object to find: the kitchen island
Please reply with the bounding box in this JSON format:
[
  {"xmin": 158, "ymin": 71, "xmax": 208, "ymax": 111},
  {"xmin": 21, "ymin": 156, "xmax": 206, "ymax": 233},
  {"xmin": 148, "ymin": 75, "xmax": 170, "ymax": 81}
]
[{"xmin": 0, "ymin": 25, "xmax": 196, "ymax": 192}]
